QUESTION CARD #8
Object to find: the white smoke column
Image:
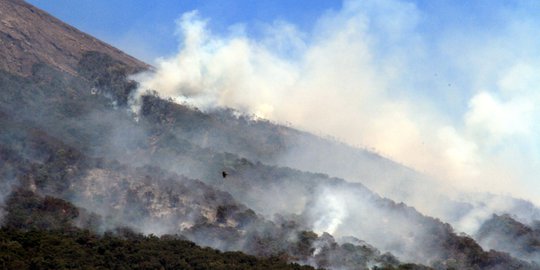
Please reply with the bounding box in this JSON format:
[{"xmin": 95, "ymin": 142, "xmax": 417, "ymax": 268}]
[
  {"xmin": 311, "ymin": 189, "xmax": 348, "ymax": 235},
  {"xmin": 134, "ymin": 0, "xmax": 540, "ymax": 204},
  {"xmin": 135, "ymin": 11, "xmax": 300, "ymax": 118},
  {"xmin": 0, "ymin": 177, "xmax": 17, "ymax": 224}
]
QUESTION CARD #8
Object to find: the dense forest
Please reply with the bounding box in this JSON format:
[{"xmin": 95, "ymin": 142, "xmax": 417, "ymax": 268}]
[{"xmin": 0, "ymin": 228, "xmax": 315, "ymax": 270}]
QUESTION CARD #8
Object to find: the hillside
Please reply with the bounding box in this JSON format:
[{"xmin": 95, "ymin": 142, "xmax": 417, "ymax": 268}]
[
  {"xmin": 0, "ymin": 75, "xmax": 426, "ymax": 269},
  {"xmin": 476, "ymin": 214, "xmax": 540, "ymax": 262},
  {"xmin": 0, "ymin": 0, "xmax": 148, "ymax": 77},
  {"xmin": 1, "ymin": 0, "xmax": 540, "ymax": 269}
]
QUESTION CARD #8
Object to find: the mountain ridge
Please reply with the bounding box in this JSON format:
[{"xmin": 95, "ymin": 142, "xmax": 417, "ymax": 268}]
[{"xmin": 0, "ymin": 0, "xmax": 149, "ymax": 77}]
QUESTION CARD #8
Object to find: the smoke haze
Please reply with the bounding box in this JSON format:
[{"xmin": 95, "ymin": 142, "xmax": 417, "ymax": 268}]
[{"xmin": 134, "ymin": 0, "xmax": 540, "ymax": 205}]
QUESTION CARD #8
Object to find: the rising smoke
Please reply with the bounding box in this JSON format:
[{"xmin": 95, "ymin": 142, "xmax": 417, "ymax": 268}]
[{"xmin": 133, "ymin": 0, "xmax": 540, "ymax": 207}]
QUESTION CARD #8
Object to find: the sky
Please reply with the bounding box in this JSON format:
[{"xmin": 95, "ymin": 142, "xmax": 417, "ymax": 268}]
[
  {"xmin": 28, "ymin": 0, "xmax": 540, "ymax": 202},
  {"xmin": 27, "ymin": 0, "xmax": 342, "ymax": 62}
]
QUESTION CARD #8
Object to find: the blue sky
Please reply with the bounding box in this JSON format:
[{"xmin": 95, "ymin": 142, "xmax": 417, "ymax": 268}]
[
  {"xmin": 27, "ymin": 0, "xmax": 538, "ymax": 62},
  {"xmin": 27, "ymin": 0, "xmax": 540, "ymax": 201},
  {"xmin": 27, "ymin": 0, "xmax": 342, "ymax": 61}
]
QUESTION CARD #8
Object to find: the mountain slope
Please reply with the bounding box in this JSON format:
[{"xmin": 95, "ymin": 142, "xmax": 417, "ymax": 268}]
[
  {"xmin": 0, "ymin": 100, "xmax": 421, "ymax": 269},
  {"xmin": 477, "ymin": 214, "xmax": 540, "ymax": 262},
  {"xmin": 0, "ymin": 0, "xmax": 148, "ymax": 77},
  {"xmin": 134, "ymin": 94, "xmax": 537, "ymax": 269},
  {"xmin": 0, "ymin": 1, "xmax": 539, "ymax": 269}
]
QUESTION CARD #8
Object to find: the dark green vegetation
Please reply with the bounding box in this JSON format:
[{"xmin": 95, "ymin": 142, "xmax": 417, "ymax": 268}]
[
  {"xmin": 1, "ymin": 190, "xmax": 314, "ymax": 269},
  {"xmin": 0, "ymin": 228, "xmax": 315, "ymax": 270}
]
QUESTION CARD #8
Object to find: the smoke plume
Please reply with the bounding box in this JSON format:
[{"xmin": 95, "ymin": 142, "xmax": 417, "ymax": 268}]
[{"xmin": 134, "ymin": 0, "xmax": 540, "ymax": 206}]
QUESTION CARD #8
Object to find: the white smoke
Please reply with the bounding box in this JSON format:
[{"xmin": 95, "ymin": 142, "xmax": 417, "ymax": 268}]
[
  {"xmin": 133, "ymin": 0, "xmax": 540, "ymax": 205},
  {"xmin": 311, "ymin": 189, "xmax": 348, "ymax": 235}
]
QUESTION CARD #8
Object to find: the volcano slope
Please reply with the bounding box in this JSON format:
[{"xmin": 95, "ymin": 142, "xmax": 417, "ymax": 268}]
[{"xmin": 1, "ymin": 0, "xmax": 539, "ymax": 269}]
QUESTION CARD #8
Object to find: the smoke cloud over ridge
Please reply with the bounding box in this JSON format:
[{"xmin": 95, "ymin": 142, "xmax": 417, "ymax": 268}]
[{"xmin": 134, "ymin": 0, "xmax": 540, "ymax": 203}]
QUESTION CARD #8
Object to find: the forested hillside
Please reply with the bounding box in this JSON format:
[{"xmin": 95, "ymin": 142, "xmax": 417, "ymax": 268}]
[{"xmin": 1, "ymin": 0, "xmax": 540, "ymax": 269}]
